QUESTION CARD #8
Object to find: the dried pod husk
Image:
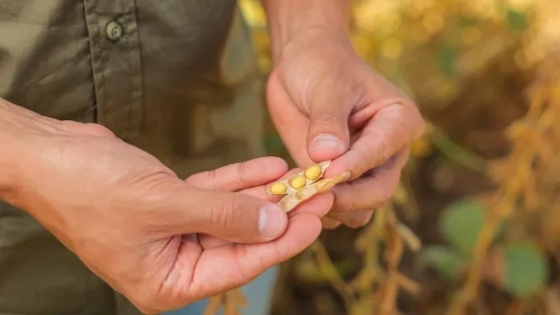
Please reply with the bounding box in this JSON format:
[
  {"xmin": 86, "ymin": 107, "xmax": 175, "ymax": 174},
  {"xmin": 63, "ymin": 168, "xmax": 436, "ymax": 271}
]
[
  {"xmin": 278, "ymin": 171, "xmax": 352, "ymax": 212},
  {"xmin": 266, "ymin": 160, "xmax": 332, "ymax": 195}
]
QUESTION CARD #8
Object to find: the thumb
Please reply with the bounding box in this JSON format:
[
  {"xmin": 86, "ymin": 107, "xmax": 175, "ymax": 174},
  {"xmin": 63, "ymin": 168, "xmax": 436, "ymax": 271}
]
[
  {"xmin": 306, "ymin": 103, "xmax": 351, "ymax": 162},
  {"xmin": 171, "ymin": 186, "xmax": 288, "ymax": 244}
]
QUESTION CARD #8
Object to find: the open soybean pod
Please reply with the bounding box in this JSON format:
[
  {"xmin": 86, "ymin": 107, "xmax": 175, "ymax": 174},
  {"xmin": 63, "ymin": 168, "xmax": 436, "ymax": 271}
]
[
  {"xmin": 278, "ymin": 171, "xmax": 352, "ymax": 212},
  {"xmin": 267, "ymin": 160, "xmax": 332, "ymax": 195}
]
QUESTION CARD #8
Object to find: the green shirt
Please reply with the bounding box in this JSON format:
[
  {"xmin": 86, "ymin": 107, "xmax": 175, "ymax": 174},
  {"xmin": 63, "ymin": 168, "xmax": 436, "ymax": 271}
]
[{"xmin": 0, "ymin": 0, "xmax": 266, "ymax": 178}]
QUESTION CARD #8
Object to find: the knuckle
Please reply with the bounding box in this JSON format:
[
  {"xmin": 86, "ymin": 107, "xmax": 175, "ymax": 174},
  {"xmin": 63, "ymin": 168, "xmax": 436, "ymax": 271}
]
[
  {"xmin": 205, "ymin": 169, "xmax": 219, "ymax": 190},
  {"xmin": 58, "ymin": 121, "xmax": 116, "ymax": 137},
  {"xmin": 396, "ymin": 148, "xmax": 411, "ymax": 168},
  {"xmin": 371, "ymin": 179, "xmax": 398, "ymax": 208},
  {"xmin": 381, "ymin": 177, "xmax": 400, "ymax": 203},
  {"xmin": 346, "ymin": 198, "xmax": 359, "ymax": 212},
  {"xmin": 323, "ymin": 220, "xmax": 341, "ymax": 230},
  {"xmin": 336, "ymin": 196, "xmax": 357, "ymax": 213},
  {"xmin": 208, "ymin": 201, "xmax": 222, "ymax": 228},
  {"xmin": 184, "ymin": 173, "xmax": 205, "ymax": 187},
  {"xmin": 373, "ymin": 154, "xmax": 400, "ymax": 174},
  {"xmin": 343, "ymin": 211, "xmax": 374, "ymax": 228},
  {"xmin": 378, "ymin": 187, "xmax": 394, "ymax": 205},
  {"xmin": 373, "ymin": 195, "xmax": 392, "ymax": 211},
  {"xmin": 377, "ymin": 133, "xmax": 395, "ymax": 164},
  {"xmin": 235, "ymin": 162, "xmax": 250, "ymax": 186},
  {"xmin": 186, "ymin": 170, "xmax": 219, "ymax": 190},
  {"xmin": 83, "ymin": 123, "xmax": 116, "ymax": 137},
  {"xmin": 403, "ymin": 100, "xmax": 426, "ymax": 139}
]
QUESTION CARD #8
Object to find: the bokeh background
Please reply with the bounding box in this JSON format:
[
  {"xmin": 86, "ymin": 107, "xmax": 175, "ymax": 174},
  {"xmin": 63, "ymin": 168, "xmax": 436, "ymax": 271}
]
[{"xmin": 237, "ymin": 1, "xmax": 560, "ymax": 314}]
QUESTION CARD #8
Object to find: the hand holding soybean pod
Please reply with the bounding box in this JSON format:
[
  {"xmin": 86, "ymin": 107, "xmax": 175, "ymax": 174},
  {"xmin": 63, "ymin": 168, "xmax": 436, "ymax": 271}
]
[
  {"xmin": 267, "ymin": 160, "xmax": 352, "ymax": 212},
  {"xmin": 202, "ymin": 160, "xmax": 352, "ymax": 315}
]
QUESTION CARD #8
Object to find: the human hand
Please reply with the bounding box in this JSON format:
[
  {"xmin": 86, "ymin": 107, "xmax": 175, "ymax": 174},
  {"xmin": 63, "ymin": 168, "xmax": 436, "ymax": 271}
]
[
  {"xmin": 184, "ymin": 157, "xmax": 334, "ymax": 249},
  {"xmin": 266, "ymin": 31, "xmax": 425, "ymax": 229},
  {"xmin": 2, "ymin": 107, "xmax": 325, "ymax": 313}
]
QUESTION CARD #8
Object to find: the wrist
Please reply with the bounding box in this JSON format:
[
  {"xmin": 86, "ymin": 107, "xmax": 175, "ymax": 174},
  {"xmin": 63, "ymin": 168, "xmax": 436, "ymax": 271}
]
[
  {"xmin": 0, "ymin": 105, "xmax": 21, "ymax": 202},
  {"xmin": 276, "ymin": 29, "xmax": 356, "ymax": 64},
  {"xmin": 0, "ymin": 99, "xmax": 50, "ymax": 204},
  {"xmin": 262, "ymin": 0, "xmax": 351, "ymax": 63}
]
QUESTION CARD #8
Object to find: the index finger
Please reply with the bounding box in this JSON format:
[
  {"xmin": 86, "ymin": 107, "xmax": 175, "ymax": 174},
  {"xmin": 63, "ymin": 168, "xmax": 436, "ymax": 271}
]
[
  {"xmin": 185, "ymin": 156, "xmax": 289, "ymax": 192},
  {"xmin": 324, "ymin": 102, "xmax": 424, "ymax": 180}
]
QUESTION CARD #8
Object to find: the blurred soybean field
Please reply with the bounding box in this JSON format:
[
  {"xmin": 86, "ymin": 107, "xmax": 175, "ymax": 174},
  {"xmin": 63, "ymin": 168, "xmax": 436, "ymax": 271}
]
[{"xmin": 236, "ymin": 1, "xmax": 560, "ymax": 314}]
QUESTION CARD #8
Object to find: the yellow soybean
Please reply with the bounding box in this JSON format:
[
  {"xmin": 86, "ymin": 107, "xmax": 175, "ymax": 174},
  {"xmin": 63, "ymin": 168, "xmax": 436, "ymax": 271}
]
[
  {"xmin": 304, "ymin": 164, "xmax": 322, "ymax": 180},
  {"xmin": 269, "ymin": 182, "xmax": 288, "ymax": 194},
  {"xmin": 289, "ymin": 175, "xmax": 307, "ymax": 189}
]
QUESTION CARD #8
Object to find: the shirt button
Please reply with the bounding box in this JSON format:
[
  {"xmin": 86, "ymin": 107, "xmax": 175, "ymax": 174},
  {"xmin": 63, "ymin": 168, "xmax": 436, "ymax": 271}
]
[{"xmin": 105, "ymin": 20, "xmax": 123, "ymax": 42}]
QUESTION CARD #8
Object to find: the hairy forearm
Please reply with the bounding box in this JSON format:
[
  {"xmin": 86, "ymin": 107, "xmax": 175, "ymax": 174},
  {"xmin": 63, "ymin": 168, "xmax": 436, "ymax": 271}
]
[{"xmin": 261, "ymin": 0, "xmax": 351, "ymax": 62}]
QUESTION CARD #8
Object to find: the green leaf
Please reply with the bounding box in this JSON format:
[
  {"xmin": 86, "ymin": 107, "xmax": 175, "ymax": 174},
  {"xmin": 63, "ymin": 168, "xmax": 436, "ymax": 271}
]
[
  {"xmin": 439, "ymin": 201, "xmax": 486, "ymax": 254},
  {"xmin": 420, "ymin": 246, "xmax": 467, "ymax": 280},
  {"xmin": 506, "ymin": 9, "xmax": 529, "ymax": 31},
  {"xmin": 503, "ymin": 243, "xmax": 548, "ymax": 298}
]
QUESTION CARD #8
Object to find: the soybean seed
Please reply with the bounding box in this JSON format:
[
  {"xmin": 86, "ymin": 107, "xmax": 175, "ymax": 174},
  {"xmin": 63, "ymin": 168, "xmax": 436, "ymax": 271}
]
[
  {"xmin": 269, "ymin": 182, "xmax": 288, "ymax": 194},
  {"xmin": 289, "ymin": 175, "xmax": 307, "ymax": 189},
  {"xmin": 304, "ymin": 164, "xmax": 322, "ymax": 180}
]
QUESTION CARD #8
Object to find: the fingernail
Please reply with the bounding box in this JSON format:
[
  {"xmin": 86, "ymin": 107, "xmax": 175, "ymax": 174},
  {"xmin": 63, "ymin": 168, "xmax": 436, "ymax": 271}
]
[
  {"xmin": 311, "ymin": 134, "xmax": 344, "ymax": 152},
  {"xmin": 258, "ymin": 204, "xmax": 288, "ymax": 240}
]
